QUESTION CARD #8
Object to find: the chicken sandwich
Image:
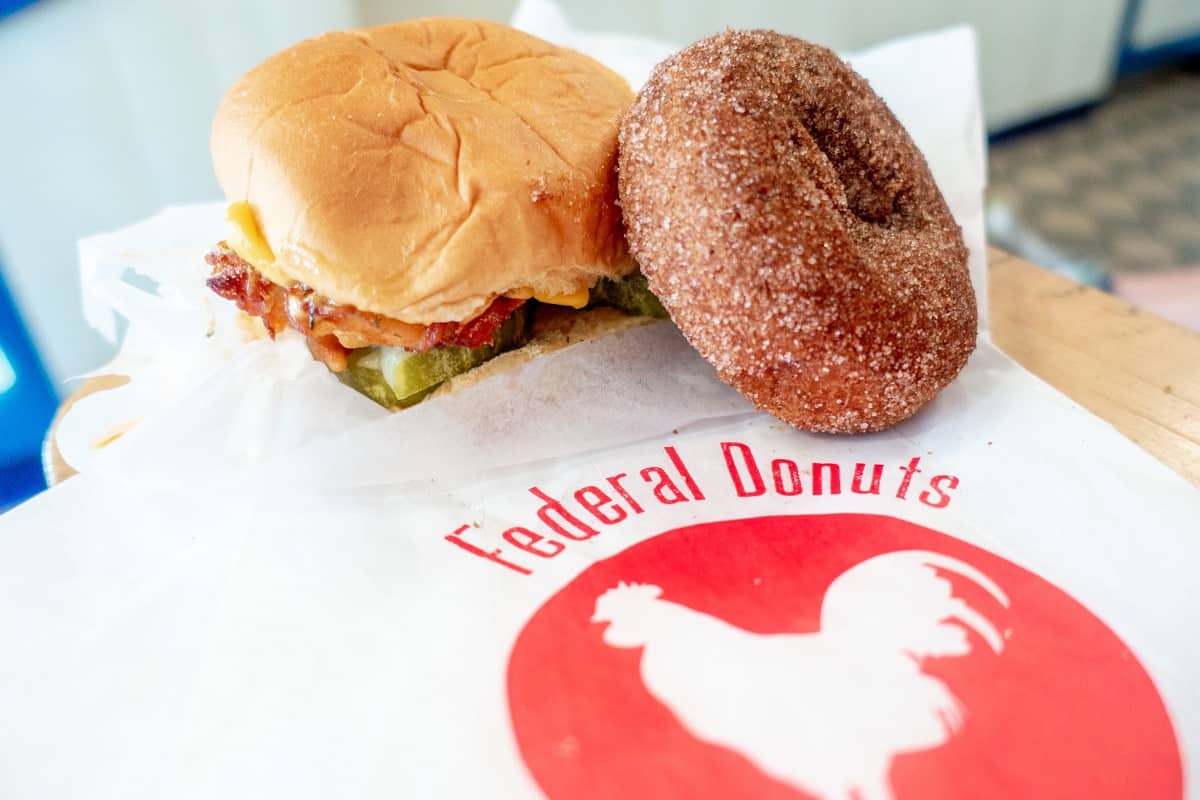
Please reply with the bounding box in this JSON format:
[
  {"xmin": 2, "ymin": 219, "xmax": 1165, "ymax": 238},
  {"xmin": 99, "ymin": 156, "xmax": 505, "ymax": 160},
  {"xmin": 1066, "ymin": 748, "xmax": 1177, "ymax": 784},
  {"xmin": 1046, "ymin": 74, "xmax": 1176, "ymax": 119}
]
[{"xmin": 205, "ymin": 18, "xmax": 665, "ymax": 408}]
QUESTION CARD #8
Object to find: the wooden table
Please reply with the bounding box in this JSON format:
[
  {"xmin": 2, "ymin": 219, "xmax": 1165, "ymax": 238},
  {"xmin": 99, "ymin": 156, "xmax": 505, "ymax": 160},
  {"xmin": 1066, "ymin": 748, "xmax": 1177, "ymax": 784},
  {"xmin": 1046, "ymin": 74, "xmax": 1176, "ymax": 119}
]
[
  {"xmin": 44, "ymin": 249, "xmax": 1200, "ymax": 487},
  {"xmin": 988, "ymin": 247, "xmax": 1200, "ymax": 486}
]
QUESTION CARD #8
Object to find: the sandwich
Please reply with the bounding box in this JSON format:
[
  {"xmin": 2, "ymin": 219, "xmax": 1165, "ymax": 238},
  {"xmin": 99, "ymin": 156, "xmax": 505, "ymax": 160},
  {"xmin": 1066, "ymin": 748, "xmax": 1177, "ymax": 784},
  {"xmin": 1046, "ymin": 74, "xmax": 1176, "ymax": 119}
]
[{"xmin": 204, "ymin": 18, "xmax": 665, "ymax": 408}]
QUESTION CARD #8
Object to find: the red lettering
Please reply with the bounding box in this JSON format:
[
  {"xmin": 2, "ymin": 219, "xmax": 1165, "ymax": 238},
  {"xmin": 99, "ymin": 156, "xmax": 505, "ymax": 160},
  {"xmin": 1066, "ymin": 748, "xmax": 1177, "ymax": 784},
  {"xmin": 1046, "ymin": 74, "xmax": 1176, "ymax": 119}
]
[
  {"xmin": 919, "ymin": 474, "xmax": 960, "ymax": 509},
  {"xmin": 664, "ymin": 446, "xmax": 705, "ymax": 500},
  {"xmin": 574, "ymin": 485, "xmax": 627, "ymax": 525},
  {"xmin": 606, "ymin": 473, "xmax": 644, "ymax": 514},
  {"xmin": 640, "ymin": 466, "xmax": 689, "ymax": 504},
  {"xmin": 502, "ymin": 526, "xmax": 564, "ymax": 558},
  {"xmin": 771, "ymin": 458, "xmax": 803, "ymax": 496},
  {"xmin": 812, "ymin": 462, "xmax": 842, "ymax": 495},
  {"xmin": 896, "ymin": 457, "xmax": 923, "ymax": 499},
  {"xmin": 444, "ymin": 524, "xmax": 531, "ymax": 575},
  {"xmin": 721, "ymin": 441, "xmax": 765, "ymax": 497},
  {"xmin": 851, "ymin": 463, "xmax": 883, "ymax": 495},
  {"xmin": 528, "ymin": 486, "xmax": 599, "ymax": 541}
]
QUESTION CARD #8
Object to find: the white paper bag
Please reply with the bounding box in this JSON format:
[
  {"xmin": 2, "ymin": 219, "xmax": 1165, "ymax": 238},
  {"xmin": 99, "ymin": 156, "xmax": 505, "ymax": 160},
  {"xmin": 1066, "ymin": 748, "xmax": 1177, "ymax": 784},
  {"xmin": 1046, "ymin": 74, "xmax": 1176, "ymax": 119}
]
[{"xmin": 1, "ymin": 3, "xmax": 1196, "ymax": 799}]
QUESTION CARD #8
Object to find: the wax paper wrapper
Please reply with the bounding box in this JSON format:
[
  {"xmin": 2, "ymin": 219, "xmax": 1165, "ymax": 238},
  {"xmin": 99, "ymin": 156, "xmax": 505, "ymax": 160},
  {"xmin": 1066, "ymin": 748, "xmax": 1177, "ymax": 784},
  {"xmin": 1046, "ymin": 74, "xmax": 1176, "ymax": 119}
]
[{"xmin": 2, "ymin": 2, "xmax": 1197, "ymax": 798}]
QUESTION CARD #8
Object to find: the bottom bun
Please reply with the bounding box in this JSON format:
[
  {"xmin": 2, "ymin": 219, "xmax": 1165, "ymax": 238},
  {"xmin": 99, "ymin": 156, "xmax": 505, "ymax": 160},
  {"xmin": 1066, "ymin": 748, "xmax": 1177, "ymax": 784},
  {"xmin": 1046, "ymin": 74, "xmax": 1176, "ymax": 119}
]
[{"xmin": 429, "ymin": 307, "xmax": 656, "ymax": 401}]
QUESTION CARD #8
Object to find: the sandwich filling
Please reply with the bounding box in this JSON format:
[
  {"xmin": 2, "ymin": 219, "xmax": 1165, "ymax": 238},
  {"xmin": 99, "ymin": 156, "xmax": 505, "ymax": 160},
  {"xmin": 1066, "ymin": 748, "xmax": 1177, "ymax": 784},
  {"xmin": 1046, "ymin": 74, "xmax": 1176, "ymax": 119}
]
[
  {"xmin": 204, "ymin": 218, "xmax": 666, "ymax": 409},
  {"xmin": 205, "ymin": 244, "xmax": 528, "ymax": 372}
]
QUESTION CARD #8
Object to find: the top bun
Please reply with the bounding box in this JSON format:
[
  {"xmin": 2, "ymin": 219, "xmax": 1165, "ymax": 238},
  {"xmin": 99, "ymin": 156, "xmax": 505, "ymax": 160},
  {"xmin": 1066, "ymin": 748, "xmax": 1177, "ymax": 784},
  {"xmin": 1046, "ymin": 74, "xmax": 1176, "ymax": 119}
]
[{"xmin": 211, "ymin": 18, "xmax": 636, "ymax": 324}]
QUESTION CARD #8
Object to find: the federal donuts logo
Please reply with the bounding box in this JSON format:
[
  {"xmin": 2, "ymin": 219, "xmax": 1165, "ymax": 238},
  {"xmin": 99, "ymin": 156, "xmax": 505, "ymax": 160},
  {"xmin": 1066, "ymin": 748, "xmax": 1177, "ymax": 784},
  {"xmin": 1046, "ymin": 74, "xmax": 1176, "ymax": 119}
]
[
  {"xmin": 506, "ymin": 514, "xmax": 1182, "ymax": 799},
  {"xmin": 441, "ymin": 442, "xmax": 961, "ymax": 576}
]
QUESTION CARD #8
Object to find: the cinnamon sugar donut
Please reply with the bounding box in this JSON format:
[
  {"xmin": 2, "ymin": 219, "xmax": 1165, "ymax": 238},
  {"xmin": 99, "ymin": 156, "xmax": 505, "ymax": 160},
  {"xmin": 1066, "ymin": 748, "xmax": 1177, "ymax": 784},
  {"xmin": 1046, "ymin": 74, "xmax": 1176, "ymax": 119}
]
[{"xmin": 617, "ymin": 30, "xmax": 976, "ymax": 433}]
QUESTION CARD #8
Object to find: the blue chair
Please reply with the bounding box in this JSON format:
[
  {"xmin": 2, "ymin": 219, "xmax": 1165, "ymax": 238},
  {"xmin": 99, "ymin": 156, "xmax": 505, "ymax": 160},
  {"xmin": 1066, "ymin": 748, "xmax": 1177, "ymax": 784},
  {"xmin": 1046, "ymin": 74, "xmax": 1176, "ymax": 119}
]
[
  {"xmin": 0, "ymin": 258, "xmax": 58, "ymax": 509},
  {"xmin": 0, "ymin": 0, "xmax": 37, "ymax": 17},
  {"xmin": 1, "ymin": 0, "xmax": 60, "ymax": 507}
]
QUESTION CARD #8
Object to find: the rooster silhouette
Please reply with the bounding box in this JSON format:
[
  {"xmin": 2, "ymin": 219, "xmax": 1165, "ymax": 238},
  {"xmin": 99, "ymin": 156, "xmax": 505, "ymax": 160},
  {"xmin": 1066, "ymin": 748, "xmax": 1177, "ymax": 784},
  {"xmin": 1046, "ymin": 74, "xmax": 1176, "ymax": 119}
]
[{"xmin": 590, "ymin": 550, "xmax": 1010, "ymax": 800}]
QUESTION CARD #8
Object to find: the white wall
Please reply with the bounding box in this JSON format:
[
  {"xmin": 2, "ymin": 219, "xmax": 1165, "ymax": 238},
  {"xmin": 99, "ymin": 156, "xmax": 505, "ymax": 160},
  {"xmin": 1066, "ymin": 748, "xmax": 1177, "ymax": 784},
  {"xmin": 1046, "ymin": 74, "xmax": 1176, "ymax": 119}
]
[
  {"xmin": 548, "ymin": 0, "xmax": 1127, "ymax": 129},
  {"xmin": 1132, "ymin": 0, "xmax": 1200, "ymax": 49},
  {"xmin": 0, "ymin": 0, "xmax": 1124, "ymax": 387}
]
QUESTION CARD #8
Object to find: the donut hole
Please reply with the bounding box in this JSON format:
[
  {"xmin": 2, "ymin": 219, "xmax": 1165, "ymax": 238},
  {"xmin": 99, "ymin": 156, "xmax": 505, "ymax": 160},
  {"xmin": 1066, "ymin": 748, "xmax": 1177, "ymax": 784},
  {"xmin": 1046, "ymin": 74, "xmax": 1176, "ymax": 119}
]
[
  {"xmin": 802, "ymin": 119, "xmax": 903, "ymax": 227},
  {"xmin": 774, "ymin": 64, "xmax": 914, "ymax": 231},
  {"xmin": 771, "ymin": 110, "xmax": 903, "ymax": 232},
  {"xmin": 783, "ymin": 125, "xmax": 850, "ymax": 213}
]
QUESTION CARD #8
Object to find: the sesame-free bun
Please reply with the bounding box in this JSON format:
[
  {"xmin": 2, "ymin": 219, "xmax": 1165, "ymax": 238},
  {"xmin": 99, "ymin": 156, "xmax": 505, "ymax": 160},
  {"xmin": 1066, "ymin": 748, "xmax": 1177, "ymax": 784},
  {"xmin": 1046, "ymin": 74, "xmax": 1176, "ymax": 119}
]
[
  {"xmin": 211, "ymin": 18, "xmax": 636, "ymax": 325},
  {"xmin": 431, "ymin": 307, "xmax": 655, "ymax": 401}
]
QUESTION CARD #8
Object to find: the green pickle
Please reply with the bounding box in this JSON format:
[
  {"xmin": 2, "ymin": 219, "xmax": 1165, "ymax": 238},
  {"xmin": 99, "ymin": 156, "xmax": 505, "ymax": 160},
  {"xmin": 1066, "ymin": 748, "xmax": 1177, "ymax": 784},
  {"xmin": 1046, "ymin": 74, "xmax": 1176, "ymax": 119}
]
[
  {"xmin": 340, "ymin": 355, "xmax": 404, "ymax": 408},
  {"xmin": 589, "ymin": 273, "xmax": 669, "ymax": 319},
  {"xmin": 339, "ymin": 307, "xmax": 529, "ymax": 408}
]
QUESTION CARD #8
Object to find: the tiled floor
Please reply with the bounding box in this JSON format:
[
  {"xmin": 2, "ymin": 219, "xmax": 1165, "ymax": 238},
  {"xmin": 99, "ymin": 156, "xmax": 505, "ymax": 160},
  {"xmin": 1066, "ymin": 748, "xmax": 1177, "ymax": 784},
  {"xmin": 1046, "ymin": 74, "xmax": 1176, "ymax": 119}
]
[{"xmin": 987, "ymin": 65, "xmax": 1199, "ymax": 330}]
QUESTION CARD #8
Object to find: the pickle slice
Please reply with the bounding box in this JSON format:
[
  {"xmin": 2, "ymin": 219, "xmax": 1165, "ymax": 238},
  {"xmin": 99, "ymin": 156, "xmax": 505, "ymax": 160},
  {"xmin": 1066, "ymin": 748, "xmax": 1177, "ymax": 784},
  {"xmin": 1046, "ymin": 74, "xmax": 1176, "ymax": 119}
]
[
  {"xmin": 381, "ymin": 343, "xmax": 493, "ymax": 399},
  {"xmin": 339, "ymin": 306, "xmax": 529, "ymax": 408},
  {"xmin": 589, "ymin": 273, "xmax": 669, "ymax": 319},
  {"xmin": 340, "ymin": 351, "xmax": 402, "ymax": 408}
]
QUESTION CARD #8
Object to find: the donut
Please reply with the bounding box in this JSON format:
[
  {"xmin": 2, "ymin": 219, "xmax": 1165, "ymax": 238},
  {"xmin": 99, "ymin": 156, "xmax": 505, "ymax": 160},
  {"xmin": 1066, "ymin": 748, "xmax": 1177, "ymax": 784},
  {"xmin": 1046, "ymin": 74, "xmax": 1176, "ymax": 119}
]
[{"xmin": 617, "ymin": 30, "xmax": 976, "ymax": 433}]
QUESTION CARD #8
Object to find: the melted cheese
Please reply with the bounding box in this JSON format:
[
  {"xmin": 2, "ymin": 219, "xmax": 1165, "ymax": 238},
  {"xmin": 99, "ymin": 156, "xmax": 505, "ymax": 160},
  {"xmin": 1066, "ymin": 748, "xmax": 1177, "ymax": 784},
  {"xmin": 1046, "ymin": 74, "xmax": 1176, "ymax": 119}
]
[
  {"xmin": 505, "ymin": 286, "xmax": 591, "ymax": 309},
  {"xmin": 226, "ymin": 202, "xmax": 273, "ymax": 265},
  {"xmin": 225, "ymin": 202, "xmax": 292, "ymax": 286}
]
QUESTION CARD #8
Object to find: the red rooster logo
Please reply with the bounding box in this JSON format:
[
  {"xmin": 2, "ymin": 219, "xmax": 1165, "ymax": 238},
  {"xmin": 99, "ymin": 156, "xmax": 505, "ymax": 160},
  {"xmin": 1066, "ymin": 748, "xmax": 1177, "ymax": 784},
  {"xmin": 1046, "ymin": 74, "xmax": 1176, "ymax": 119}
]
[{"xmin": 590, "ymin": 550, "xmax": 1010, "ymax": 800}]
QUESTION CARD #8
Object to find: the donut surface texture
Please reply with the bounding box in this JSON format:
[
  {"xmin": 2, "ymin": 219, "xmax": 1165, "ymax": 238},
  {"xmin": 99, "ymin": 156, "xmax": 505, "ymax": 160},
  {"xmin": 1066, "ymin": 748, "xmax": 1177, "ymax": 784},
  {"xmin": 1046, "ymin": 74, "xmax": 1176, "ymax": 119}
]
[{"xmin": 617, "ymin": 30, "xmax": 976, "ymax": 433}]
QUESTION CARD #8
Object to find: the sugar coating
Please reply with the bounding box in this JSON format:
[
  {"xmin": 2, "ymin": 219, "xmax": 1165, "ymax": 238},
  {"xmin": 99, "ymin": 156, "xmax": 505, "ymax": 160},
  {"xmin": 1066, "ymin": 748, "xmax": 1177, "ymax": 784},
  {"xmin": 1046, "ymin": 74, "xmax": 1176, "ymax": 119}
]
[{"xmin": 617, "ymin": 30, "xmax": 976, "ymax": 433}]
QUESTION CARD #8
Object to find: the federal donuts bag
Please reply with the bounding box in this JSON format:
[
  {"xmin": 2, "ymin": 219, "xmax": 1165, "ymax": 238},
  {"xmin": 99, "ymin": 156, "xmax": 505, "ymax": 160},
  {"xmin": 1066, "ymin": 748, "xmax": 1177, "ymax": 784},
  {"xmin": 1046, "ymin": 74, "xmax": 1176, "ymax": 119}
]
[{"xmin": 0, "ymin": 1, "xmax": 1196, "ymax": 797}]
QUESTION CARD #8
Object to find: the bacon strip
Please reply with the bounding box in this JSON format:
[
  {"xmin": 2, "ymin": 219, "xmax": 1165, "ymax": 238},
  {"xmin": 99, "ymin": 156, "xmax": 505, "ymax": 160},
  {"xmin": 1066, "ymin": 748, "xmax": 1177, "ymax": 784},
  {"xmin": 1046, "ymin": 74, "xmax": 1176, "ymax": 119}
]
[
  {"xmin": 204, "ymin": 245, "xmax": 524, "ymax": 371},
  {"xmin": 421, "ymin": 296, "xmax": 525, "ymax": 349}
]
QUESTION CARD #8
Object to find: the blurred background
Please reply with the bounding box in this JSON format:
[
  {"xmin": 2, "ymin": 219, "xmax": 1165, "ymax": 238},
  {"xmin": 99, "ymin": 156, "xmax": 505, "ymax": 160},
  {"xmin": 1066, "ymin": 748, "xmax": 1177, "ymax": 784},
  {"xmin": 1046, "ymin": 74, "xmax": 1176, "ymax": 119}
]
[{"xmin": 0, "ymin": 0, "xmax": 1197, "ymax": 505}]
